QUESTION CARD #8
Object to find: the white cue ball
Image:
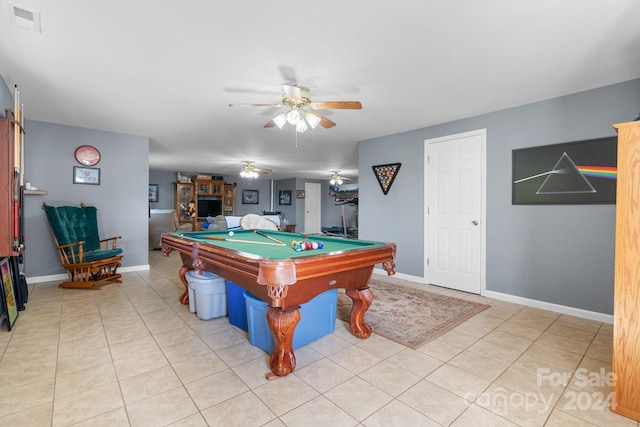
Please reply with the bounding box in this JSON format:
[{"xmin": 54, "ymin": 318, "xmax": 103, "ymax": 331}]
[{"xmin": 228, "ymin": 231, "xmax": 234, "ymax": 237}]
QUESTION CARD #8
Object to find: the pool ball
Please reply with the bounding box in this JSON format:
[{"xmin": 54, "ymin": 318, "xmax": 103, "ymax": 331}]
[{"xmin": 228, "ymin": 231, "xmax": 234, "ymax": 237}]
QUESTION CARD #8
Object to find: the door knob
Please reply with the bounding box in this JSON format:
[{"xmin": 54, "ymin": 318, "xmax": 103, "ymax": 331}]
[{"xmin": 471, "ymin": 220, "xmax": 478, "ymax": 225}]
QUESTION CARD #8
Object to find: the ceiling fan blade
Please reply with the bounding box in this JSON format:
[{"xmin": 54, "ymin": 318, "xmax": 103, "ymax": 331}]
[
  {"xmin": 311, "ymin": 101, "xmax": 362, "ymax": 110},
  {"xmin": 279, "ymin": 66, "xmax": 298, "ymax": 85},
  {"xmin": 255, "ymin": 167, "xmax": 272, "ymax": 174},
  {"xmin": 224, "ymin": 87, "xmax": 281, "ymax": 95},
  {"xmin": 282, "ymin": 84, "xmax": 302, "ymax": 100},
  {"xmin": 229, "ymin": 103, "xmax": 282, "ymax": 107},
  {"xmin": 317, "ymin": 114, "xmax": 336, "ymax": 129},
  {"xmin": 264, "ymin": 120, "xmax": 276, "ymax": 128}
]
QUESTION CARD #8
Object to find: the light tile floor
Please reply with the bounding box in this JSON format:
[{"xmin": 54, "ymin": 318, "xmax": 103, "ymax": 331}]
[{"xmin": 0, "ymin": 250, "xmax": 637, "ymax": 427}]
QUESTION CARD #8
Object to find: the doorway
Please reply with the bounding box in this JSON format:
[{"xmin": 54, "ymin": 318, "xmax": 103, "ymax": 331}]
[
  {"xmin": 304, "ymin": 182, "xmax": 322, "ymax": 234},
  {"xmin": 424, "ymin": 129, "xmax": 486, "ymax": 294}
]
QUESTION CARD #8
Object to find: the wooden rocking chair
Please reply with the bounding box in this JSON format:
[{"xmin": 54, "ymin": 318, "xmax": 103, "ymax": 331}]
[{"xmin": 42, "ymin": 202, "xmax": 123, "ymax": 289}]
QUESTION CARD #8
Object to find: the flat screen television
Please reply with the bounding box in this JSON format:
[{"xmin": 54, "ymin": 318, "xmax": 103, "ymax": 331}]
[{"xmin": 197, "ymin": 196, "xmax": 222, "ymax": 218}]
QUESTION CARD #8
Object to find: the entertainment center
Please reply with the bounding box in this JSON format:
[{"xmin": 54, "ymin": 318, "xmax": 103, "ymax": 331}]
[{"xmin": 174, "ymin": 177, "xmax": 236, "ymax": 229}]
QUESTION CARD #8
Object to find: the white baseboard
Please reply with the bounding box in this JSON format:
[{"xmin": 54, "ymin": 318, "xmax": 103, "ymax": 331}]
[
  {"xmin": 26, "ymin": 264, "xmax": 150, "ymax": 284},
  {"xmin": 372, "ymin": 268, "xmax": 613, "ymax": 324},
  {"xmin": 483, "ymin": 290, "xmax": 613, "ymax": 324},
  {"xmin": 27, "ymin": 273, "xmax": 67, "ymax": 284},
  {"xmin": 373, "ymin": 268, "xmax": 424, "ymax": 283},
  {"xmin": 121, "ymin": 264, "xmax": 150, "ymax": 273}
]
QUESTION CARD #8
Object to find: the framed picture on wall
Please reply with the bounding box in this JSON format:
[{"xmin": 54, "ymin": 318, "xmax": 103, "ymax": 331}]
[
  {"xmin": 512, "ymin": 136, "xmax": 617, "ymax": 204},
  {"xmin": 296, "ymin": 190, "xmax": 305, "ymax": 199},
  {"xmin": 73, "ymin": 166, "xmax": 100, "ymax": 185},
  {"xmin": 148, "ymin": 184, "xmax": 159, "ymax": 202},
  {"xmin": 242, "ymin": 189, "xmax": 259, "ymax": 204},
  {"xmin": 279, "ymin": 190, "xmax": 292, "ymax": 205}
]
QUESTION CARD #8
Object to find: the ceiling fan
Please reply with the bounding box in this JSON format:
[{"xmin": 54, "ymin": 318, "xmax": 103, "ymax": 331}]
[
  {"xmin": 229, "ymin": 84, "xmax": 362, "ymax": 133},
  {"xmin": 329, "ymin": 171, "xmax": 353, "ymax": 185},
  {"xmin": 240, "ymin": 161, "xmax": 271, "ymax": 179}
]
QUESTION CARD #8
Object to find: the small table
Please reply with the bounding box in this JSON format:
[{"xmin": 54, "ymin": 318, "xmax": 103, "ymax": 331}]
[
  {"xmin": 283, "ymin": 224, "xmax": 296, "ymax": 232},
  {"xmin": 162, "ymin": 229, "xmax": 396, "ymax": 377}
]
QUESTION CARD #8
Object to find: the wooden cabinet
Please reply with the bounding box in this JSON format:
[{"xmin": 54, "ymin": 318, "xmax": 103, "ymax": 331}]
[
  {"xmin": 0, "ymin": 115, "xmax": 24, "ymax": 257},
  {"xmin": 174, "ymin": 182, "xmax": 196, "ymax": 228},
  {"xmin": 175, "ymin": 179, "xmax": 235, "ymax": 222},
  {"xmin": 611, "ymin": 120, "xmax": 640, "ymax": 422},
  {"xmin": 195, "ymin": 179, "xmax": 223, "ymax": 196},
  {"xmin": 224, "ymin": 183, "xmax": 236, "ymax": 215},
  {"xmin": 195, "ymin": 179, "xmax": 223, "ymax": 219}
]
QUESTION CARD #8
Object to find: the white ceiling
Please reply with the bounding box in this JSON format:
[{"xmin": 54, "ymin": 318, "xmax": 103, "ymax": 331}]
[{"xmin": 1, "ymin": 1, "xmax": 639, "ymax": 181}]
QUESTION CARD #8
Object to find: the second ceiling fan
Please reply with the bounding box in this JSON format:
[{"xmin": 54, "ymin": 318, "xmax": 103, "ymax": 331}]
[
  {"xmin": 240, "ymin": 161, "xmax": 271, "ymax": 179},
  {"xmin": 229, "ymin": 84, "xmax": 362, "ymax": 133}
]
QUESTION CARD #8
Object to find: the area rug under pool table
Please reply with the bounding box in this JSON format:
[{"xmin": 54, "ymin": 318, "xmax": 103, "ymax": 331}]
[{"xmin": 336, "ymin": 279, "xmax": 490, "ymax": 349}]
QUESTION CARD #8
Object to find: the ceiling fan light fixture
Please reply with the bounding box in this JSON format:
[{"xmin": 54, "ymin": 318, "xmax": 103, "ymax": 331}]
[
  {"xmin": 305, "ymin": 110, "xmax": 321, "ymax": 129},
  {"xmin": 286, "ymin": 109, "xmax": 300, "ymax": 125},
  {"xmin": 240, "ymin": 163, "xmax": 259, "ymax": 179},
  {"xmin": 230, "ymin": 83, "xmax": 362, "ymax": 134},
  {"xmin": 330, "ymin": 172, "xmax": 343, "ymax": 185},
  {"xmin": 240, "ymin": 169, "xmax": 259, "ymax": 179},
  {"xmin": 272, "ymin": 112, "xmax": 287, "ymax": 129},
  {"xmin": 296, "ymin": 117, "xmax": 308, "ymax": 133}
]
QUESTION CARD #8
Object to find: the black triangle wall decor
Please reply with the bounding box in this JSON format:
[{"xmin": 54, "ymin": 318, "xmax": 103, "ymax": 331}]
[{"xmin": 372, "ymin": 163, "xmax": 401, "ymax": 195}]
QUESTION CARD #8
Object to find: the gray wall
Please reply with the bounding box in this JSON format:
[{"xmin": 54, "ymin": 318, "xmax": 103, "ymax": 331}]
[
  {"xmin": 0, "ymin": 78, "xmax": 12, "ymax": 110},
  {"xmin": 274, "ymin": 178, "xmax": 297, "ymax": 222},
  {"xmin": 148, "ymin": 170, "xmax": 177, "ymax": 210},
  {"xmin": 360, "ymin": 78, "xmax": 640, "ymax": 315},
  {"xmin": 276, "ymin": 178, "xmax": 356, "ymax": 232},
  {"xmin": 23, "ymin": 120, "xmax": 150, "ymax": 277}
]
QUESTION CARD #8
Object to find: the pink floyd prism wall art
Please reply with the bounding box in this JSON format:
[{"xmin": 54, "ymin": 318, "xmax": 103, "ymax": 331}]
[{"xmin": 512, "ymin": 136, "xmax": 617, "ymax": 205}]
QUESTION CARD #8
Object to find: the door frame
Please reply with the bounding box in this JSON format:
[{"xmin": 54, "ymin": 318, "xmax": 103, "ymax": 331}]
[{"xmin": 424, "ymin": 128, "xmax": 487, "ymax": 295}]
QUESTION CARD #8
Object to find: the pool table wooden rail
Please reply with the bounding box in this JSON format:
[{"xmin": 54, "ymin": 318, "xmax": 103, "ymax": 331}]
[{"xmin": 162, "ymin": 232, "xmax": 396, "ymax": 307}]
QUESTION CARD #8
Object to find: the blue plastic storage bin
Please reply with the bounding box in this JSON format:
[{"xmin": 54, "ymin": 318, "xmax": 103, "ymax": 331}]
[
  {"xmin": 185, "ymin": 270, "xmax": 227, "ymax": 320},
  {"xmin": 244, "ymin": 289, "xmax": 338, "ymax": 353},
  {"xmin": 226, "ymin": 281, "xmax": 248, "ymax": 331}
]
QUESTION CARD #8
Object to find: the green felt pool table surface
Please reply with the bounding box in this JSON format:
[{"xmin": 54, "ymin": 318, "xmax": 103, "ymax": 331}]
[{"xmin": 176, "ymin": 229, "xmax": 385, "ymax": 260}]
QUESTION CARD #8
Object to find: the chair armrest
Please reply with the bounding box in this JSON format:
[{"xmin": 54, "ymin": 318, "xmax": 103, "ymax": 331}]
[
  {"xmin": 100, "ymin": 236, "xmax": 121, "ymax": 250},
  {"xmin": 58, "ymin": 240, "xmax": 86, "ymax": 264}
]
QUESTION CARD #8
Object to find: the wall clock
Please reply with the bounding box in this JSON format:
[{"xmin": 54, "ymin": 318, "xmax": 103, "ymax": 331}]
[{"xmin": 74, "ymin": 145, "xmax": 101, "ymax": 166}]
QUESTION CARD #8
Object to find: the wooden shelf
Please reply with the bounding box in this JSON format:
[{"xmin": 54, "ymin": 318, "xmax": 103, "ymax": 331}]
[
  {"xmin": 24, "ymin": 189, "xmax": 47, "ymax": 195},
  {"xmin": 612, "ymin": 120, "xmax": 640, "ymax": 422}
]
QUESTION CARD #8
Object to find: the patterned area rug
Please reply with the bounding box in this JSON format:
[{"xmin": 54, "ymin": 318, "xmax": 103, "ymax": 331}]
[{"xmin": 337, "ymin": 279, "xmax": 490, "ymax": 349}]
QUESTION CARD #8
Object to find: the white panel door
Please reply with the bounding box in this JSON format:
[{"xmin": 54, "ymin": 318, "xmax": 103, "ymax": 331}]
[
  {"xmin": 425, "ymin": 129, "xmax": 485, "ymax": 294},
  {"xmin": 304, "ymin": 182, "xmax": 322, "ymax": 234}
]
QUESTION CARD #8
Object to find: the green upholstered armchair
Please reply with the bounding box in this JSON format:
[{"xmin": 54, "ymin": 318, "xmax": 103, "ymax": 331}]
[{"xmin": 42, "ymin": 202, "xmax": 123, "ymax": 289}]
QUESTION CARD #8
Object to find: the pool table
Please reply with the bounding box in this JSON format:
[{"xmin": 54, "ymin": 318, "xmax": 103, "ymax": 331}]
[{"xmin": 161, "ymin": 229, "xmax": 396, "ymax": 376}]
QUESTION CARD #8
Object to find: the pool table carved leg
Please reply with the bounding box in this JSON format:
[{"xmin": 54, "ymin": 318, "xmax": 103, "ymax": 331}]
[
  {"xmin": 178, "ymin": 264, "xmax": 191, "ymax": 305},
  {"xmin": 267, "ymin": 306, "xmax": 300, "ymax": 376},
  {"xmin": 382, "ymin": 259, "xmax": 396, "ymax": 275},
  {"xmin": 345, "ymin": 287, "xmax": 373, "ymax": 339}
]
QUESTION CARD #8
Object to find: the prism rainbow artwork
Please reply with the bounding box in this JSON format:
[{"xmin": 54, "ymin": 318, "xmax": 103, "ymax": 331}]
[{"xmin": 512, "ymin": 136, "xmax": 617, "ymax": 204}]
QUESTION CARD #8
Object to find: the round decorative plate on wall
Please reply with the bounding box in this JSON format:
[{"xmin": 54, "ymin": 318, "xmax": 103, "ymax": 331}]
[{"xmin": 74, "ymin": 145, "xmax": 101, "ymax": 166}]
